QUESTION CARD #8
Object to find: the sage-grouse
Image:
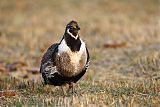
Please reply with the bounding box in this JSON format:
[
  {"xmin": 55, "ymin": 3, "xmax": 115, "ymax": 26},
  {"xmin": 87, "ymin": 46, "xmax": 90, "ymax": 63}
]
[{"xmin": 40, "ymin": 20, "xmax": 90, "ymax": 94}]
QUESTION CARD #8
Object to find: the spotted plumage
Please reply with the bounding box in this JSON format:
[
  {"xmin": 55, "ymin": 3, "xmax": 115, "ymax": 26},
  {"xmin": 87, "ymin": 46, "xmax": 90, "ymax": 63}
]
[{"xmin": 40, "ymin": 21, "xmax": 90, "ymax": 94}]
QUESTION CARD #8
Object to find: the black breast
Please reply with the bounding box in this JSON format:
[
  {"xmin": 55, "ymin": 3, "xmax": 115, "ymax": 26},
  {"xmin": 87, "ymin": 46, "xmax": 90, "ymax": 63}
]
[{"xmin": 64, "ymin": 34, "xmax": 81, "ymax": 52}]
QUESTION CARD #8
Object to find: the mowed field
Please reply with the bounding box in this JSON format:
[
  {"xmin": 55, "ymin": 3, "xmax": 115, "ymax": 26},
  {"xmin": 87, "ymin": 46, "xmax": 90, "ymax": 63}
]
[{"xmin": 0, "ymin": 0, "xmax": 160, "ymax": 106}]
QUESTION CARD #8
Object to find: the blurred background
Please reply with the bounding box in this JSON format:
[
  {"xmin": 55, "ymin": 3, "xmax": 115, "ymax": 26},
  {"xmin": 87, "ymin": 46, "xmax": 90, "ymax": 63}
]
[
  {"xmin": 0, "ymin": 0, "xmax": 159, "ymax": 81},
  {"xmin": 0, "ymin": 0, "xmax": 159, "ymax": 106}
]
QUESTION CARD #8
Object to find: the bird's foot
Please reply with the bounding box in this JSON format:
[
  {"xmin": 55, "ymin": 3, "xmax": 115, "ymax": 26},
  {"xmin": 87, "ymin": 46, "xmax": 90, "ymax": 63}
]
[{"xmin": 68, "ymin": 82, "xmax": 78, "ymax": 95}]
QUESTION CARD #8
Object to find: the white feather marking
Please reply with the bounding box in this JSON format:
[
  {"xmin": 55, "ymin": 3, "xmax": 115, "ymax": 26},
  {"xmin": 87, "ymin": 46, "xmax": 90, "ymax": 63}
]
[
  {"xmin": 58, "ymin": 39, "xmax": 70, "ymax": 53},
  {"xmin": 45, "ymin": 66, "xmax": 58, "ymax": 74},
  {"xmin": 67, "ymin": 28, "xmax": 78, "ymax": 40},
  {"xmin": 58, "ymin": 39, "xmax": 86, "ymax": 54}
]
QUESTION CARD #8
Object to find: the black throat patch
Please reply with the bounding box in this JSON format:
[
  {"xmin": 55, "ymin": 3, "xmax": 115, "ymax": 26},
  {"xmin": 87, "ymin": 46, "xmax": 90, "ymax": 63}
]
[{"xmin": 64, "ymin": 33, "xmax": 81, "ymax": 52}]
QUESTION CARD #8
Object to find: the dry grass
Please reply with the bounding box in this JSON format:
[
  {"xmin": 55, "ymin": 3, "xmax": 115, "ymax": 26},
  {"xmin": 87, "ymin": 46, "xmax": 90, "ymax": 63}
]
[
  {"xmin": 0, "ymin": 0, "xmax": 160, "ymax": 106},
  {"xmin": 0, "ymin": 77, "xmax": 160, "ymax": 107}
]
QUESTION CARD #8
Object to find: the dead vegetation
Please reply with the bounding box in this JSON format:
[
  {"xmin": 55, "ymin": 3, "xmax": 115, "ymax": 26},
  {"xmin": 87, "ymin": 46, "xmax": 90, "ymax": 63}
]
[{"xmin": 0, "ymin": 0, "xmax": 160, "ymax": 106}]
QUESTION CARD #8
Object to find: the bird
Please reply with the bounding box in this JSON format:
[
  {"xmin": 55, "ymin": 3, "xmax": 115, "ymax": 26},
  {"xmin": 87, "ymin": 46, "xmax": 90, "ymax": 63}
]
[{"xmin": 40, "ymin": 20, "xmax": 90, "ymax": 95}]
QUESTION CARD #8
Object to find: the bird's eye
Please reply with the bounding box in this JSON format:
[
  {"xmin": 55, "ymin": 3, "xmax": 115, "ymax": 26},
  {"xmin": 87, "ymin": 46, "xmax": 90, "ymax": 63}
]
[{"xmin": 70, "ymin": 26, "xmax": 76, "ymax": 29}]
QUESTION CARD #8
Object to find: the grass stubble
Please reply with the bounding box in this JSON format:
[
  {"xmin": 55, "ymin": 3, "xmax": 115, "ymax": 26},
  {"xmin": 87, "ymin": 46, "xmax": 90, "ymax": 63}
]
[{"xmin": 0, "ymin": 0, "xmax": 159, "ymax": 106}]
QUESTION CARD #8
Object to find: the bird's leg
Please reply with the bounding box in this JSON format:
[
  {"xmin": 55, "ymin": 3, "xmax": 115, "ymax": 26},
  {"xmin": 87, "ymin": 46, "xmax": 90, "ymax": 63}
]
[
  {"xmin": 61, "ymin": 86, "xmax": 67, "ymax": 96},
  {"xmin": 68, "ymin": 82, "xmax": 75, "ymax": 94}
]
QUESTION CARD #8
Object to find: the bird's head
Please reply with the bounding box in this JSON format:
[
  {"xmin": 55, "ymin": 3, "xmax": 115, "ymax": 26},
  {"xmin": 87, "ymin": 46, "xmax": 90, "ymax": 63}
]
[{"xmin": 65, "ymin": 20, "xmax": 80, "ymax": 40}]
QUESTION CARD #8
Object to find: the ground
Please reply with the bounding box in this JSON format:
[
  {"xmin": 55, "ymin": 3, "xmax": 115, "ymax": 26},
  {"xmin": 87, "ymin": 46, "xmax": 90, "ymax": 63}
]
[{"xmin": 0, "ymin": 0, "xmax": 159, "ymax": 106}]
